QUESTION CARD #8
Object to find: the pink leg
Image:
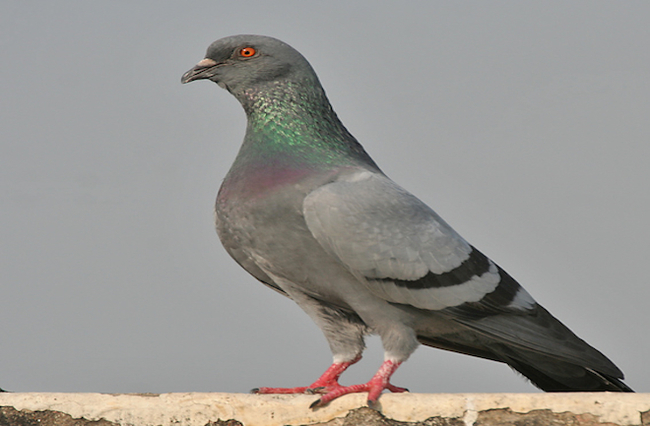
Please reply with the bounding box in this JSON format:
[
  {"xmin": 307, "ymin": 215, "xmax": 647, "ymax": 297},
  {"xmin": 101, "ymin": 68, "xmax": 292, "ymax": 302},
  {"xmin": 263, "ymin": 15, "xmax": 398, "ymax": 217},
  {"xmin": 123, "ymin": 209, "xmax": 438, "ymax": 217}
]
[
  {"xmin": 252, "ymin": 354, "xmax": 361, "ymax": 395},
  {"xmin": 309, "ymin": 359, "xmax": 408, "ymax": 409}
]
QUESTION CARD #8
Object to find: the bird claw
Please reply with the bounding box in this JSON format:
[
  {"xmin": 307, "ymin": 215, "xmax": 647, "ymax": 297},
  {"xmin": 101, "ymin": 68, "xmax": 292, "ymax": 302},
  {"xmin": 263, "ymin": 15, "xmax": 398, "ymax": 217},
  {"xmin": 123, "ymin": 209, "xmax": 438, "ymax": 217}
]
[
  {"xmin": 386, "ymin": 384, "xmax": 409, "ymax": 393},
  {"xmin": 253, "ymin": 359, "xmax": 406, "ymax": 409},
  {"xmin": 251, "ymin": 385, "xmax": 310, "ymax": 395},
  {"xmin": 308, "ymin": 360, "xmax": 406, "ymax": 409},
  {"xmin": 309, "ymin": 380, "xmax": 406, "ymax": 409},
  {"xmin": 366, "ymin": 398, "xmax": 381, "ymax": 411}
]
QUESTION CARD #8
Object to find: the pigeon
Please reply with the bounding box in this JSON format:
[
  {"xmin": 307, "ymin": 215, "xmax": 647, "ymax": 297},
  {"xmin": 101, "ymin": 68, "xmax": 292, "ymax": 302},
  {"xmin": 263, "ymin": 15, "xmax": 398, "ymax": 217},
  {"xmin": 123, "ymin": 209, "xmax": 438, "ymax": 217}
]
[{"xmin": 181, "ymin": 35, "xmax": 632, "ymax": 407}]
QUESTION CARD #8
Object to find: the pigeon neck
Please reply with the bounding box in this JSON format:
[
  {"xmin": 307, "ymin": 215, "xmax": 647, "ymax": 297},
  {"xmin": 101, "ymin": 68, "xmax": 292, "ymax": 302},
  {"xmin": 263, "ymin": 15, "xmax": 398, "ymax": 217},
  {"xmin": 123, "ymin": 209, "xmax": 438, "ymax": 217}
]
[{"xmin": 232, "ymin": 78, "xmax": 380, "ymax": 171}]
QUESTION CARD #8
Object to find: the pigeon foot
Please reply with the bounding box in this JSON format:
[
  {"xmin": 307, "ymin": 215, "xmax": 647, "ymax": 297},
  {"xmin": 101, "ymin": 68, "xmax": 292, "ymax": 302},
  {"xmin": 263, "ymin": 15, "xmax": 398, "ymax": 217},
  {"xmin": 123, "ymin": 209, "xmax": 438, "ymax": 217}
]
[
  {"xmin": 252, "ymin": 355, "xmax": 361, "ymax": 396},
  {"xmin": 309, "ymin": 359, "xmax": 406, "ymax": 409}
]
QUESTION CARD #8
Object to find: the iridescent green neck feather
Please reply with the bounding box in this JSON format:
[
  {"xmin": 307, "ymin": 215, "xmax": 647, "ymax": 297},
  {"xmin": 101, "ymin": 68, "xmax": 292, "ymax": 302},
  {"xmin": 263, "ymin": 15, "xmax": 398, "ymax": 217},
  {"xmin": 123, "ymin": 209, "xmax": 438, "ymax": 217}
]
[{"xmin": 230, "ymin": 77, "xmax": 379, "ymax": 174}]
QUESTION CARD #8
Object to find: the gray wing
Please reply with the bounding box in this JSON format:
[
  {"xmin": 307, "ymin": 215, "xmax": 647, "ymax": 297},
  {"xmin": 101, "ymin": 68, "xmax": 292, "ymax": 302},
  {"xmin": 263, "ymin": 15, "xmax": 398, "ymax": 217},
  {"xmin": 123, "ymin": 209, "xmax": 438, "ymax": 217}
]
[
  {"xmin": 303, "ymin": 170, "xmax": 534, "ymax": 312},
  {"xmin": 303, "ymin": 170, "xmax": 627, "ymax": 384}
]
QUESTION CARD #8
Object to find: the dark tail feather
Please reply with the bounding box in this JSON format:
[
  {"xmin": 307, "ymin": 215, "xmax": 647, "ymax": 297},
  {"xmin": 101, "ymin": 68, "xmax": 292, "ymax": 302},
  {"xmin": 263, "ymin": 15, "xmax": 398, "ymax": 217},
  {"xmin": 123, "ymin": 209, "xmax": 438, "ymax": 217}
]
[
  {"xmin": 418, "ymin": 334, "xmax": 633, "ymax": 392},
  {"xmin": 494, "ymin": 345, "xmax": 634, "ymax": 392}
]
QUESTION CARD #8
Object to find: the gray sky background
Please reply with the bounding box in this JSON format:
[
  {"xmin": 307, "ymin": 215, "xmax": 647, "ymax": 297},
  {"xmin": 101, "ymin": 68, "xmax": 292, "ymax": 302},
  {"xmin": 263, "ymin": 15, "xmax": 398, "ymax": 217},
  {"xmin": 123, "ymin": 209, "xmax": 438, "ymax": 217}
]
[{"xmin": 2, "ymin": 2, "xmax": 648, "ymax": 394}]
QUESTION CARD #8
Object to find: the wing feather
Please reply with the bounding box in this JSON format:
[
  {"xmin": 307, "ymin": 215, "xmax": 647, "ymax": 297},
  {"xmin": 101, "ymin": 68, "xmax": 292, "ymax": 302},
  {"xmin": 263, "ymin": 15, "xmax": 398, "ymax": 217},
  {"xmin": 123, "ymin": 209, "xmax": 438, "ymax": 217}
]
[{"xmin": 303, "ymin": 170, "xmax": 507, "ymax": 310}]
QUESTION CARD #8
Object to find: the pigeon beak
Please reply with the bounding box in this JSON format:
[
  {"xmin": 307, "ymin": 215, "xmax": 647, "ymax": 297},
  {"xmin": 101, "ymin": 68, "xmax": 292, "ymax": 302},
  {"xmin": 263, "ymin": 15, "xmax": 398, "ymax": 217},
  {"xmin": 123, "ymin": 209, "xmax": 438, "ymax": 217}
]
[{"xmin": 181, "ymin": 58, "xmax": 220, "ymax": 84}]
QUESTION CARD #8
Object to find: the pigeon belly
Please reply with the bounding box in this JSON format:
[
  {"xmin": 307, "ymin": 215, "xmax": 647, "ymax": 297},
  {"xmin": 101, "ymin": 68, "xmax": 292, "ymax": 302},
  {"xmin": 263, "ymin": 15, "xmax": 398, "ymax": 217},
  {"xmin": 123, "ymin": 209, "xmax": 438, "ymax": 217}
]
[{"xmin": 215, "ymin": 165, "xmax": 363, "ymax": 308}]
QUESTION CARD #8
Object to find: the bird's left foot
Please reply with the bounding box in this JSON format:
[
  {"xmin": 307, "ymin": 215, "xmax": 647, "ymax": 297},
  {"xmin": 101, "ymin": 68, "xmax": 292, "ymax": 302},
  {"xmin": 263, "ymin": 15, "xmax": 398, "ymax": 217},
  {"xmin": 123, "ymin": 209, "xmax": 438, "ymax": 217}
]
[
  {"xmin": 251, "ymin": 355, "xmax": 362, "ymax": 396},
  {"xmin": 309, "ymin": 359, "xmax": 407, "ymax": 409}
]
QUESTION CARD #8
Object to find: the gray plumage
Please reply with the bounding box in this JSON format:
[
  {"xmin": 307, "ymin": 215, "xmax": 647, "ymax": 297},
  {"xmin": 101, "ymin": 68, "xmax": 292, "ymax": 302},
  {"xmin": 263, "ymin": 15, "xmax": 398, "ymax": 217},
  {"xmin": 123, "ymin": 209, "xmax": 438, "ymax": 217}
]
[{"xmin": 181, "ymin": 35, "xmax": 632, "ymax": 404}]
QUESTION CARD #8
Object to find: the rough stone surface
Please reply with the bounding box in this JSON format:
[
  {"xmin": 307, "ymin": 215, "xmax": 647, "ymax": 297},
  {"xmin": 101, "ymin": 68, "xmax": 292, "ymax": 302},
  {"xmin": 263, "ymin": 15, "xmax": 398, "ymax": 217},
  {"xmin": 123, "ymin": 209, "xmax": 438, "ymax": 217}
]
[
  {"xmin": 0, "ymin": 406, "xmax": 117, "ymax": 426},
  {"xmin": 1, "ymin": 393, "xmax": 649, "ymax": 426},
  {"xmin": 300, "ymin": 407, "xmax": 465, "ymax": 425},
  {"xmin": 205, "ymin": 420, "xmax": 244, "ymax": 426},
  {"xmin": 474, "ymin": 408, "xmax": 626, "ymax": 426},
  {"xmin": 641, "ymin": 410, "xmax": 650, "ymax": 426}
]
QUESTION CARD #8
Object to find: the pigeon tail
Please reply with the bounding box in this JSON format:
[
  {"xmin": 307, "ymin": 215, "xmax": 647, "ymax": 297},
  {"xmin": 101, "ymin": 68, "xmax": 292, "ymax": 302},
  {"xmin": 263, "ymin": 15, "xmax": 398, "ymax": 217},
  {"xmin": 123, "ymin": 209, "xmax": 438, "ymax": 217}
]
[
  {"xmin": 496, "ymin": 346, "xmax": 634, "ymax": 392},
  {"xmin": 417, "ymin": 334, "xmax": 634, "ymax": 392}
]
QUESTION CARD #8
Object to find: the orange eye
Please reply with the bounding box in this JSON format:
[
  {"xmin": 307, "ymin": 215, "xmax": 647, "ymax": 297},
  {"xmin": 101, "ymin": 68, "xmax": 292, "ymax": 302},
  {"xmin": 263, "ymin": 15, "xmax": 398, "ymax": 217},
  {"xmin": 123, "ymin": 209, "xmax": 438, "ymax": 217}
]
[{"xmin": 239, "ymin": 47, "xmax": 256, "ymax": 57}]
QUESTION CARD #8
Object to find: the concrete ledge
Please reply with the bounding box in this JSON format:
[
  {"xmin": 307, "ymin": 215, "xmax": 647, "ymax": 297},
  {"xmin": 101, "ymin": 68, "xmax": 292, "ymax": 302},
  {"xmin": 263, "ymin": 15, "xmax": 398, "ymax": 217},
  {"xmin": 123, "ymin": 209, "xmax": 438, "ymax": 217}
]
[{"xmin": 1, "ymin": 392, "xmax": 649, "ymax": 426}]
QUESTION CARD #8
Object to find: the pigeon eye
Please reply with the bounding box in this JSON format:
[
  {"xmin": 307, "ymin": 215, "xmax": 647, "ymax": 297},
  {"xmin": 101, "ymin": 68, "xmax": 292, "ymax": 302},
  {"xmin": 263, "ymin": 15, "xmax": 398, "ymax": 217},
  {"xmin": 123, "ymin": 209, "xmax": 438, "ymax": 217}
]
[{"xmin": 239, "ymin": 47, "xmax": 257, "ymax": 58}]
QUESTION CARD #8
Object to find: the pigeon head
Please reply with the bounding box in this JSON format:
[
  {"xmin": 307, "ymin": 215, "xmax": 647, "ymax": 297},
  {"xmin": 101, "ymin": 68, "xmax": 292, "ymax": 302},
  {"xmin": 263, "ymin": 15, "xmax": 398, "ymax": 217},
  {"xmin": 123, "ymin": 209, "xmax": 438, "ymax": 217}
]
[
  {"xmin": 181, "ymin": 35, "xmax": 319, "ymax": 98},
  {"xmin": 182, "ymin": 35, "xmax": 379, "ymax": 171}
]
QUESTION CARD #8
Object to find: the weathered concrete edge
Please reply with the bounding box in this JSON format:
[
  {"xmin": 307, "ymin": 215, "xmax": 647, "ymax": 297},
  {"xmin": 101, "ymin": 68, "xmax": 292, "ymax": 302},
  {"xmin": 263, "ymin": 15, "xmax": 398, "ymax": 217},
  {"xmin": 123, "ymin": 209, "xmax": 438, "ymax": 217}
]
[{"xmin": 1, "ymin": 392, "xmax": 649, "ymax": 426}]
